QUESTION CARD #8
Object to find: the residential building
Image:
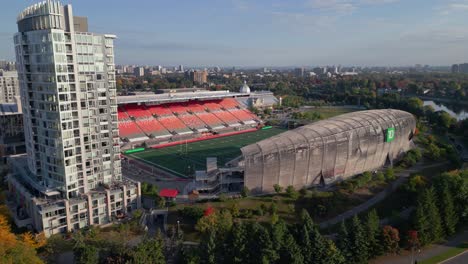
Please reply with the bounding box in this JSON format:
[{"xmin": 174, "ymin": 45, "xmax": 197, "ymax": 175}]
[
  {"xmin": 134, "ymin": 67, "xmax": 144, "ymax": 77},
  {"xmin": 294, "ymin": 67, "xmax": 304, "ymax": 77},
  {"xmin": 0, "ymin": 97, "xmax": 25, "ymax": 157},
  {"xmin": 8, "ymin": 1, "xmax": 141, "ymax": 237},
  {"xmin": 192, "ymin": 70, "xmax": 208, "ymax": 84},
  {"xmin": 0, "ymin": 70, "xmax": 20, "ymax": 103}
]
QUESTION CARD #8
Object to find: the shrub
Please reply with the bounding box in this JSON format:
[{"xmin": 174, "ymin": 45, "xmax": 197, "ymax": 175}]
[{"xmin": 286, "ymin": 185, "xmax": 300, "ymax": 200}]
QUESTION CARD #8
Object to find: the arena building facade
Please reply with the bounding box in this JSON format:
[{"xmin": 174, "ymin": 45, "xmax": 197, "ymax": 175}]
[{"xmin": 240, "ymin": 109, "xmax": 416, "ymax": 194}]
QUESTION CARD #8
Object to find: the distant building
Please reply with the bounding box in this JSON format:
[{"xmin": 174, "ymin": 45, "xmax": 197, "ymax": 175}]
[
  {"xmin": 240, "ymin": 81, "xmax": 251, "ymax": 94},
  {"xmin": 178, "ymin": 65, "xmax": 184, "ymax": 72},
  {"xmin": 451, "ymin": 63, "xmax": 468, "ymax": 73},
  {"xmin": 294, "ymin": 67, "xmax": 305, "ymax": 77},
  {"xmin": 192, "ymin": 70, "xmax": 208, "ymax": 84},
  {"xmin": 0, "ymin": 60, "xmax": 16, "ymax": 71},
  {"xmin": 0, "ymin": 70, "xmax": 19, "ymax": 103},
  {"xmin": 134, "ymin": 67, "xmax": 145, "ymax": 77},
  {"xmin": 0, "ymin": 98, "xmax": 24, "ymax": 157}
]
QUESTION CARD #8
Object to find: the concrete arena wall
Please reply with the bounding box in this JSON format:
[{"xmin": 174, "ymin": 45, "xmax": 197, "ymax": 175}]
[{"xmin": 241, "ymin": 109, "xmax": 416, "ymax": 194}]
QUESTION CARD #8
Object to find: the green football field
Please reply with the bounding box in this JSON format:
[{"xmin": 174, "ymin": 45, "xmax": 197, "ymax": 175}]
[{"xmin": 127, "ymin": 128, "xmax": 286, "ymax": 177}]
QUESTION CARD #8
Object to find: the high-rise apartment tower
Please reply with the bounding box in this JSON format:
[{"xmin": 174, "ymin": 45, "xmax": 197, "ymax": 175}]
[{"xmin": 8, "ymin": 1, "xmax": 141, "ymax": 237}]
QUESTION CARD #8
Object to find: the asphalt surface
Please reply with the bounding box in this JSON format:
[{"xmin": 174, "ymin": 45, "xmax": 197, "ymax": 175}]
[{"xmin": 442, "ymin": 250, "xmax": 468, "ymax": 264}]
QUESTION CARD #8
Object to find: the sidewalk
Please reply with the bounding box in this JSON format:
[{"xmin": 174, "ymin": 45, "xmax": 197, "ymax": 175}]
[
  {"xmin": 319, "ymin": 161, "xmax": 447, "ymax": 229},
  {"xmin": 371, "ymin": 229, "xmax": 468, "ymax": 264}
]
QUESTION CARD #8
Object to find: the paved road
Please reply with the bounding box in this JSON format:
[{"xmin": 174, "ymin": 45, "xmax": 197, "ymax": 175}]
[
  {"xmin": 443, "ymin": 250, "xmax": 468, "ymax": 264},
  {"xmin": 371, "ymin": 229, "xmax": 468, "ymax": 264},
  {"xmin": 319, "ymin": 161, "xmax": 447, "ymax": 229}
]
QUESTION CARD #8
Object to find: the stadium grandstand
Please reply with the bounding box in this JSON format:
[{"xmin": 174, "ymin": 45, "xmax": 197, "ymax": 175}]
[{"xmin": 117, "ymin": 87, "xmax": 276, "ymax": 149}]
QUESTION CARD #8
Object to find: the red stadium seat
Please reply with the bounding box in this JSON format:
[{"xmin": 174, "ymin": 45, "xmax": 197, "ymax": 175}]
[
  {"xmin": 203, "ymin": 101, "xmax": 223, "ymax": 111},
  {"xmin": 167, "ymin": 103, "xmax": 188, "ymax": 114},
  {"xmin": 135, "ymin": 118, "xmax": 170, "ymax": 137},
  {"xmin": 229, "ymin": 109, "xmax": 258, "ymax": 122},
  {"xmin": 147, "ymin": 105, "xmax": 173, "ymax": 117},
  {"xmin": 213, "ymin": 110, "xmax": 240, "ymax": 125},
  {"xmin": 219, "ymin": 98, "xmax": 239, "ymax": 109},
  {"xmin": 118, "ymin": 120, "xmax": 145, "ymax": 138},
  {"xmin": 186, "ymin": 103, "xmax": 206, "ymax": 113},
  {"xmin": 178, "ymin": 114, "xmax": 206, "ymax": 129},
  {"xmin": 195, "ymin": 112, "xmax": 224, "ymax": 127},
  {"xmin": 158, "ymin": 116, "xmax": 191, "ymax": 132},
  {"xmin": 118, "ymin": 107, "xmax": 130, "ymax": 120},
  {"xmin": 124, "ymin": 104, "xmax": 152, "ymax": 119}
]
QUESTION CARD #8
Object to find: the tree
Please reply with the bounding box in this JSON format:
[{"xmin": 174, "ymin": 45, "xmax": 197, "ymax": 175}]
[
  {"xmin": 437, "ymin": 182, "xmax": 458, "ymax": 236},
  {"xmin": 347, "ymin": 215, "xmax": 369, "ymax": 263},
  {"xmin": 286, "ymin": 185, "xmax": 300, "ymax": 200},
  {"xmin": 0, "ymin": 215, "xmax": 43, "ymax": 264},
  {"xmin": 241, "ymin": 186, "xmax": 250, "ymax": 198},
  {"xmin": 246, "ymin": 223, "xmax": 278, "ymax": 264},
  {"xmin": 385, "ymin": 168, "xmax": 396, "ymax": 182},
  {"xmin": 336, "ymin": 221, "xmax": 352, "ymax": 261},
  {"xmin": 279, "ymin": 233, "xmax": 304, "ymax": 264},
  {"xmin": 365, "ymin": 209, "xmax": 382, "ymax": 258},
  {"xmin": 74, "ymin": 244, "xmax": 99, "ymax": 264},
  {"xmin": 199, "ymin": 230, "xmax": 217, "ymax": 264},
  {"xmin": 298, "ymin": 210, "xmax": 337, "ymax": 264},
  {"xmin": 323, "ymin": 239, "xmax": 345, "ymax": 264},
  {"xmin": 273, "ymin": 184, "xmax": 283, "ymax": 194},
  {"xmin": 413, "ymin": 188, "xmax": 443, "ymax": 245},
  {"xmin": 225, "ymin": 223, "xmax": 247, "ymax": 264},
  {"xmin": 382, "ymin": 226, "xmax": 400, "ymax": 255}
]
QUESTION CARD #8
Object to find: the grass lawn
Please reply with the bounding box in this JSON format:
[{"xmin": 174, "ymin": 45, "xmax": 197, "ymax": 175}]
[
  {"xmin": 420, "ymin": 242, "xmax": 468, "ymax": 264},
  {"xmin": 127, "ymin": 128, "xmax": 286, "ymax": 176},
  {"xmin": 308, "ymin": 107, "xmax": 359, "ymax": 119}
]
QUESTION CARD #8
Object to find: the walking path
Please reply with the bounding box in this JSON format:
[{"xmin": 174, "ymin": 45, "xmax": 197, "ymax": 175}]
[
  {"xmin": 371, "ymin": 229, "xmax": 468, "ymax": 264},
  {"xmin": 319, "ymin": 161, "xmax": 447, "ymax": 229}
]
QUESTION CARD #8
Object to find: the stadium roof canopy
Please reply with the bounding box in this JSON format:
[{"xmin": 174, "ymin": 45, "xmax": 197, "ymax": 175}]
[
  {"xmin": 117, "ymin": 90, "xmax": 248, "ymax": 105},
  {"xmin": 241, "ymin": 109, "xmax": 415, "ymax": 157}
]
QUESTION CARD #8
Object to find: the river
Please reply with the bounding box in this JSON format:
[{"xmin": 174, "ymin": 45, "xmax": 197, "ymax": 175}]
[{"xmin": 423, "ymin": 101, "xmax": 468, "ymax": 121}]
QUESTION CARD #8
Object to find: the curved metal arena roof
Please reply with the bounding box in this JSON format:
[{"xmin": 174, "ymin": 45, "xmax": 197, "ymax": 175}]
[
  {"xmin": 242, "ymin": 109, "xmax": 414, "ymax": 156},
  {"xmin": 241, "ymin": 109, "xmax": 417, "ymax": 193}
]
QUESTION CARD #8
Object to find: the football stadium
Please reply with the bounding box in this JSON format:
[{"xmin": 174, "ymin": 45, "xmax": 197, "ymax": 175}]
[{"xmin": 118, "ymin": 87, "xmax": 416, "ymax": 195}]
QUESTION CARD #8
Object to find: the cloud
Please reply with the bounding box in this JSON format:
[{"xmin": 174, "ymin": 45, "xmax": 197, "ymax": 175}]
[
  {"xmin": 438, "ymin": 1, "xmax": 468, "ymax": 15},
  {"xmin": 305, "ymin": 0, "xmax": 399, "ymax": 14},
  {"xmin": 400, "ymin": 28, "xmax": 468, "ymax": 45},
  {"xmin": 271, "ymin": 11, "xmax": 338, "ymax": 33},
  {"xmin": 232, "ymin": 0, "xmax": 250, "ymax": 11}
]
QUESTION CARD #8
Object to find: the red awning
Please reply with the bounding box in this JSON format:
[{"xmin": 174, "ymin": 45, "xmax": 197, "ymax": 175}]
[{"xmin": 159, "ymin": 189, "xmax": 179, "ymax": 198}]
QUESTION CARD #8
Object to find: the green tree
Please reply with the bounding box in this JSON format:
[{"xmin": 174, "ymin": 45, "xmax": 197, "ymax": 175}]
[
  {"xmin": 273, "ymin": 184, "xmax": 283, "ymax": 194},
  {"xmin": 365, "ymin": 209, "xmax": 382, "ymax": 257},
  {"xmin": 385, "ymin": 168, "xmax": 396, "ymax": 182},
  {"xmin": 323, "ymin": 239, "xmax": 345, "ymax": 264},
  {"xmin": 279, "ymin": 233, "xmax": 304, "ymax": 264},
  {"xmin": 225, "ymin": 223, "xmax": 247, "ymax": 264},
  {"xmin": 413, "ymin": 188, "xmax": 443, "ymax": 245},
  {"xmin": 437, "ymin": 182, "xmax": 458, "ymax": 236},
  {"xmin": 246, "ymin": 223, "xmax": 278, "ymax": 264},
  {"xmin": 129, "ymin": 234, "xmax": 166, "ymax": 264},
  {"xmin": 74, "ymin": 244, "xmax": 99, "ymax": 264},
  {"xmin": 336, "ymin": 221, "xmax": 352, "ymax": 261},
  {"xmin": 241, "ymin": 186, "xmax": 250, "ymax": 198},
  {"xmin": 286, "ymin": 185, "xmax": 300, "ymax": 200},
  {"xmin": 199, "ymin": 230, "xmax": 217, "ymax": 264},
  {"xmin": 347, "ymin": 215, "xmax": 369, "ymax": 263}
]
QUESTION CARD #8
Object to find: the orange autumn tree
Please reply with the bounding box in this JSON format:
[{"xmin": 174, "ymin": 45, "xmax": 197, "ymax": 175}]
[{"xmin": 0, "ymin": 214, "xmax": 44, "ymax": 264}]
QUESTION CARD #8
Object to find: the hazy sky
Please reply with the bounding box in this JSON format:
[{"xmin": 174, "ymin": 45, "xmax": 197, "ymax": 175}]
[{"xmin": 1, "ymin": 0, "xmax": 468, "ymax": 67}]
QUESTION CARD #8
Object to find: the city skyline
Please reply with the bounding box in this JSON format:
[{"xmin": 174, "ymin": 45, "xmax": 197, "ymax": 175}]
[{"xmin": 1, "ymin": 1, "xmax": 468, "ymax": 66}]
